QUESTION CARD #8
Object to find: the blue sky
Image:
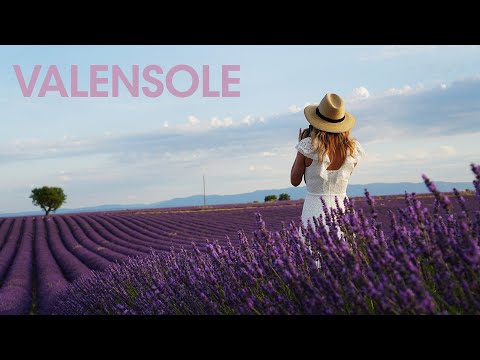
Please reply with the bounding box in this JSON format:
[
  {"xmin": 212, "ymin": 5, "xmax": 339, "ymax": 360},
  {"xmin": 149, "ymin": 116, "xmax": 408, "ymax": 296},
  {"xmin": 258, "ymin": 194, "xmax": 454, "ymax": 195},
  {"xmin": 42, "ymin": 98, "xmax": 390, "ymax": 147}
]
[{"xmin": 1, "ymin": 45, "xmax": 480, "ymax": 213}]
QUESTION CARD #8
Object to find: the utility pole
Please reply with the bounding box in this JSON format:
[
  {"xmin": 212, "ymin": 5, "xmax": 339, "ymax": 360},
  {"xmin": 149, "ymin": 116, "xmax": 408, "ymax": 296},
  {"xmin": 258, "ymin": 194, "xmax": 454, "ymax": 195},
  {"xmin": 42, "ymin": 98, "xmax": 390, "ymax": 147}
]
[{"xmin": 203, "ymin": 174, "xmax": 206, "ymax": 208}]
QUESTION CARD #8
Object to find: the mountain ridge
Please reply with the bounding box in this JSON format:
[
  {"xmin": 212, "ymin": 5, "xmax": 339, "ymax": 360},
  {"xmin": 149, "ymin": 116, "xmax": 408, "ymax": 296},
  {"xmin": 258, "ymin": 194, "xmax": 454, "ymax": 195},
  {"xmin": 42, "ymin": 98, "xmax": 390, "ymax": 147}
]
[{"xmin": 1, "ymin": 181, "xmax": 474, "ymax": 217}]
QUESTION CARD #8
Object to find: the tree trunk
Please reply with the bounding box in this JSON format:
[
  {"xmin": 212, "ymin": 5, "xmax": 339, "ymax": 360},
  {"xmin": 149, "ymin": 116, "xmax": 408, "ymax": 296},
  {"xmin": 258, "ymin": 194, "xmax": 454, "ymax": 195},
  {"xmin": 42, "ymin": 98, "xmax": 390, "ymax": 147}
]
[{"xmin": 45, "ymin": 208, "xmax": 51, "ymax": 216}]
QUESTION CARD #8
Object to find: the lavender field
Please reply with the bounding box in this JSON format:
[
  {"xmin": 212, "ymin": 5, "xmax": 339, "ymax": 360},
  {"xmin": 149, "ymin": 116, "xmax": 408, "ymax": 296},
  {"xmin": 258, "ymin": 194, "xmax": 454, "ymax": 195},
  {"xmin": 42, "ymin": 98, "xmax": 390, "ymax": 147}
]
[
  {"xmin": 0, "ymin": 172, "xmax": 479, "ymax": 314},
  {"xmin": 0, "ymin": 200, "xmax": 305, "ymax": 314}
]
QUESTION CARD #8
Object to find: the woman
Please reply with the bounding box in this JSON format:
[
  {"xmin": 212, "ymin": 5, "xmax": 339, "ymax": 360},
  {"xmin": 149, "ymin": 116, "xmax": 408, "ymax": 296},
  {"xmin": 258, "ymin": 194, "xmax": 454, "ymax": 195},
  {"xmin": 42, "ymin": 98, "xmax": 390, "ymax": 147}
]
[{"xmin": 291, "ymin": 93, "xmax": 365, "ymax": 235}]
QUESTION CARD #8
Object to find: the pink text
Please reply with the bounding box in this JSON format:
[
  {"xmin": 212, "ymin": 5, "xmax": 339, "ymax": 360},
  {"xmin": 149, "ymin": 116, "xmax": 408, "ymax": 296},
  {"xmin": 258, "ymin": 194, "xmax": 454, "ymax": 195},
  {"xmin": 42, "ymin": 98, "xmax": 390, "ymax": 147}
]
[{"xmin": 13, "ymin": 64, "xmax": 241, "ymax": 98}]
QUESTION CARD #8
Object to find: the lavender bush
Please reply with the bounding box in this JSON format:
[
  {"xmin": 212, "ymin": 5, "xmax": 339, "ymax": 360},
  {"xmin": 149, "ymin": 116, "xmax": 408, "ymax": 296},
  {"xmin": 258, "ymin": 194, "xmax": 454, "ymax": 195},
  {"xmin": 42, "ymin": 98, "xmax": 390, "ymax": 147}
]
[{"xmin": 52, "ymin": 164, "xmax": 480, "ymax": 315}]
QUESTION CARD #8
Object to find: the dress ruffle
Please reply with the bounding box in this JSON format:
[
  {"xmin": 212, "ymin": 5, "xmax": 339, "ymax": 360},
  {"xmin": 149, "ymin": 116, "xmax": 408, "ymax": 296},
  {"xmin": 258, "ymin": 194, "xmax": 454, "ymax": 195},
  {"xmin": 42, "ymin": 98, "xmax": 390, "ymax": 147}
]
[
  {"xmin": 295, "ymin": 138, "xmax": 366, "ymax": 181},
  {"xmin": 295, "ymin": 137, "xmax": 315, "ymax": 159}
]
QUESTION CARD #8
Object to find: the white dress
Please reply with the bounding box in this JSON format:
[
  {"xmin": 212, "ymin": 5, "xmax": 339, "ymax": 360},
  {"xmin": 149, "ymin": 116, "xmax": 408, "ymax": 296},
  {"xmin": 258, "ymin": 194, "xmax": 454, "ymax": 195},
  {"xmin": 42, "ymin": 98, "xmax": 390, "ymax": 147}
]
[{"xmin": 295, "ymin": 137, "xmax": 366, "ymax": 234}]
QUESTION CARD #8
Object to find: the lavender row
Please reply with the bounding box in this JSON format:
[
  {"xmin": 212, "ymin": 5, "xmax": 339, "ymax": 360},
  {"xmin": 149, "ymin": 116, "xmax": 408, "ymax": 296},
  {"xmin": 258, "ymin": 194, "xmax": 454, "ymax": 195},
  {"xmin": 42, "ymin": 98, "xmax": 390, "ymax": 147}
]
[
  {"xmin": 74, "ymin": 215, "xmax": 150, "ymax": 257},
  {"xmin": 0, "ymin": 218, "xmax": 14, "ymax": 249},
  {"xmin": 0, "ymin": 218, "xmax": 23, "ymax": 282},
  {"xmin": 34, "ymin": 217, "xmax": 69, "ymax": 314},
  {"xmin": 53, "ymin": 216, "xmax": 113, "ymax": 271},
  {"xmin": 0, "ymin": 218, "xmax": 33, "ymax": 315},
  {"xmin": 61, "ymin": 215, "xmax": 131, "ymax": 261},
  {"xmin": 83, "ymin": 215, "xmax": 175, "ymax": 252},
  {"xmin": 108, "ymin": 214, "xmax": 212, "ymax": 249}
]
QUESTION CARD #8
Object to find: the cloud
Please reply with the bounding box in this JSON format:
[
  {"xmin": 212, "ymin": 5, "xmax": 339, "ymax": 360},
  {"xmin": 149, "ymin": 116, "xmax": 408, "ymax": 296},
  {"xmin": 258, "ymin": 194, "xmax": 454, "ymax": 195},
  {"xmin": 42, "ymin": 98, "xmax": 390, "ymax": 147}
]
[
  {"xmin": 262, "ymin": 152, "xmax": 276, "ymax": 157},
  {"xmin": 188, "ymin": 115, "xmax": 200, "ymax": 126},
  {"xmin": 288, "ymin": 104, "xmax": 301, "ymax": 113},
  {"xmin": 210, "ymin": 116, "xmax": 234, "ymax": 127},
  {"xmin": 248, "ymin": 165, "xmax": 273, "ymax": 172},
  {"xmin": 415, "ymin": 151, "xmax": 429, "ymax": 160},
  {"xmin": 240, "ymin": 115, "xmax": 255, "ymax": 125},
  {"xmin": 164, "ymin": 121, "xmax": 169, "ymax": 128},
  {"xmin": 441, "ymin": 145, "xmax": 457, "ymax": 156},
  {"xmin": 384, "ymin": 84, "xmax": 424, "ymax": 96},
  {"xmin": 4, "ymin": 76, "xmax": 480, "ymax": 212},
  {"xmin": 240, "ymin": 115, "xmax": 265, "ymax": 125},
  {"xmin": 359, "ymin": 45, "xmax": 465, "ymax": 61},
  {"xmin": 352, "ymin": 86, "xmax": 370, "ymax": 100},
  {"xmin": 1, "ymin": 76, "xmax": 480, "ymax": 209},
  {"xmin": 348, "ymin": 77, "xmax": 480, "ymax": 142}
]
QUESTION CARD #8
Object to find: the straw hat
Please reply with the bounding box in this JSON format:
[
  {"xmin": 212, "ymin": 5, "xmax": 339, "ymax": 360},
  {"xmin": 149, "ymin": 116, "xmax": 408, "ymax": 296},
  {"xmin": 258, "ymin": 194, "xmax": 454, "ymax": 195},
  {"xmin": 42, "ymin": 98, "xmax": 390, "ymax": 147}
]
[{"xmin": 304, "ymin": 93, "xmax": 356, "ymax": 133}]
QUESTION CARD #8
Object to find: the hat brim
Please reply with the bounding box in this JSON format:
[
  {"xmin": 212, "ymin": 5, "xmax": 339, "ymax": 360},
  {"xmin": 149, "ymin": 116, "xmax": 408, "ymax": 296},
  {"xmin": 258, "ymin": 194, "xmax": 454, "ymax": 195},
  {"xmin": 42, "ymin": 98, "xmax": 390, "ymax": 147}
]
[{"xmin": 304, "ymin": 105, "xmax": 356, "ymax": 133}]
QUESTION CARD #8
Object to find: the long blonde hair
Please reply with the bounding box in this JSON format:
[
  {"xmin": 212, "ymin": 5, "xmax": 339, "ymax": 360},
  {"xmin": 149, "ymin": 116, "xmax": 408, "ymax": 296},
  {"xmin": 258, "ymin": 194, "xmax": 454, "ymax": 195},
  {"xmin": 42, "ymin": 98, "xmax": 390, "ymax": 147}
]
[{"xmin": 309, "ymin": 126, "xmax": 356, "ymax": 163}]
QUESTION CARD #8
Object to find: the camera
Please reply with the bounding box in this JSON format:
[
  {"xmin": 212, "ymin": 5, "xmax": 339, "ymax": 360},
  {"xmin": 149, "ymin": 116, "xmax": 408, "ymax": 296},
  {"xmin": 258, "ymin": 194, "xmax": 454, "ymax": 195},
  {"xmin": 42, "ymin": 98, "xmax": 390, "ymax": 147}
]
[{"xmin": 302, "ymin": 125, "xmax": 314, "ymax": 139}]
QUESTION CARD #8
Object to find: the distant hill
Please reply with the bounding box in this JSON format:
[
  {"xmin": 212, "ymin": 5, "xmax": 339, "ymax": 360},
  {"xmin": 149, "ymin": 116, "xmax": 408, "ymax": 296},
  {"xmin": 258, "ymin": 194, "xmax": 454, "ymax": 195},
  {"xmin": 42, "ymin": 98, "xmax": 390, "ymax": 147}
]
[
  {"xmin": 1, "ymin": 181, "xmax": 474, "ymax": 217},
  {"xmin": 146, "ymin": 181, "xmax": 474, "ymax": 208}
]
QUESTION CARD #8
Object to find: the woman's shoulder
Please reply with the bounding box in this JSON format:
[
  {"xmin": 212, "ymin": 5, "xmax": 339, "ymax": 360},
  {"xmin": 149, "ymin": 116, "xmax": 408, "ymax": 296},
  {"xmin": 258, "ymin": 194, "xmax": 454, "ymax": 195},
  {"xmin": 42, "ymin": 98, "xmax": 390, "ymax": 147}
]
[{"xmin": 295, "ymin": 137, "xmax": 315, "ymax": 159}]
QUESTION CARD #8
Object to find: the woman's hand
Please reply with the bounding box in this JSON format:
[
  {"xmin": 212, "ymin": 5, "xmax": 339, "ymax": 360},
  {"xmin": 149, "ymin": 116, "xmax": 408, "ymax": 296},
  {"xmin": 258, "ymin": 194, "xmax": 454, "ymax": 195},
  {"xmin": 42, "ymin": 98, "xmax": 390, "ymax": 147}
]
[{"xmin": 298, "ymin": 127, "xmax": 309, "ymax": 142}]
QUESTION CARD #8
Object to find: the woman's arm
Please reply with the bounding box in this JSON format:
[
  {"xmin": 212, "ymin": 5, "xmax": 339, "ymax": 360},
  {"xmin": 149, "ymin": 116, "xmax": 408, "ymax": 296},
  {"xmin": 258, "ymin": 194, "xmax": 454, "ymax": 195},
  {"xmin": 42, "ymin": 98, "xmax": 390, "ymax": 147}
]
[
  {"xmin": 291, "ymin": 151, "xmax": 306, "ymax": 186},
  {"xmin": 291, "ymin": 128, "xmax": 310, "ymax": 187}
]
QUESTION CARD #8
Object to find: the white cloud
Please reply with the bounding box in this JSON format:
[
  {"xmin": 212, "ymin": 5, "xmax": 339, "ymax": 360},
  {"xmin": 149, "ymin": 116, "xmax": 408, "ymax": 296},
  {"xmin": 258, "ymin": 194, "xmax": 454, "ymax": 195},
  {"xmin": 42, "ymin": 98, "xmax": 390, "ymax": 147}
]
[
  {"xmin": 440, "ymin": 83, "xmax": 447, "ymax": 90},
  {"xmin": 224, "ymin": 117, "xmax": 233, "ymax": 127},
  {"xmin": 262, "ymin": 152, "xmax": 276, "ymax": 157},
  {"xmin": 385, "ymin": 85, "xmax": 413, "ymax": 96},
  {"xmin": 241, "ymin": 114, "xmax": 265, "ymax": 125},
  {"xmin": 210, "ymin": 116, "xmax": 234, "ymax": 127},
  {"xmin": 352, "ymin": 86, "xmax": 370, "ymax": 99},
  {"xmin": 164, "ymin": 121, "xmax": 169, "ymax": 128},
  {"xmin": 441, "ymin": 145, "xmax": 457, "ymax": 156},
  {"xmin": 59, "ymin": 175, "xmax": 72, "ymax": 182},
  {"xmin": 263, "ymin": 165, "xmax": 273, "ymax": 170},
  {"xmin": 384, "ymin": 84, "xmax": 424, "ymax": 96},
  {"xmin": 188, "ymin": 115, "xmax": 200, "ymax": 126},
  {"xmin": 288, "ymin": 104, "xmax": 301, "ymax": 113},
  {"xmin": 210, "ymin": 117, "xmax": 221, "ymax": 126},
  {"xmin": 249, "ymin": 165, "xmax": 255, "ymax": 171},
  {"xmin": 241, "ymin": 115, "xmax": 255, "ymax": 125},
  {"xmin": 415, "ymin": 151, "xmax": 429, "ymax": 160},
  {"xmin": 360, "ymin": 45, "xmax": 448, "ymax": 61}
]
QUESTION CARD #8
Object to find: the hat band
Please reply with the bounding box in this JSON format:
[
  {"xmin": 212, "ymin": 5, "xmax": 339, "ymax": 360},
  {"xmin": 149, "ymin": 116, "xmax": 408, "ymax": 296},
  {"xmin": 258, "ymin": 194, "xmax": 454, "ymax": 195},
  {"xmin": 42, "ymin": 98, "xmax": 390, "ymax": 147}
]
[{"xmin": 316, "ymin": 108, "xmax": 345, "ymax": 123}]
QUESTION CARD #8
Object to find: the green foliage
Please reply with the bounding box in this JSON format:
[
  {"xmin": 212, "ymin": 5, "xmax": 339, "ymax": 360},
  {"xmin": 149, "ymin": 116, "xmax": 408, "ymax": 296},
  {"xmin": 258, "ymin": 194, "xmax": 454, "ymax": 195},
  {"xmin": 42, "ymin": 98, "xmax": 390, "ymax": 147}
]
[
  {"xmin": 252, "ymin": 201, "xmax": 259, "ymax": 204},
  {"xmin": 264, "ymin": 195, "xmax": 277, "ymax": 202},
  {"xmin": 30, "ymin": 186, "xmax": 67, "ymax": 216},
  {"xmin": 279, "ymin": 193, "xmax": 291, "ymax": 201}
]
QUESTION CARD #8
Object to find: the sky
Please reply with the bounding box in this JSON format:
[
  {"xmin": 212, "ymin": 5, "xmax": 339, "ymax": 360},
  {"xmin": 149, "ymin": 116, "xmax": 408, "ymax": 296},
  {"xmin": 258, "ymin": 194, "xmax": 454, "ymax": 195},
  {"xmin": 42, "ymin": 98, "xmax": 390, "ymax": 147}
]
[{"xmin": 1, "ymin": 45, "xmax": 480, "ymax": 213}]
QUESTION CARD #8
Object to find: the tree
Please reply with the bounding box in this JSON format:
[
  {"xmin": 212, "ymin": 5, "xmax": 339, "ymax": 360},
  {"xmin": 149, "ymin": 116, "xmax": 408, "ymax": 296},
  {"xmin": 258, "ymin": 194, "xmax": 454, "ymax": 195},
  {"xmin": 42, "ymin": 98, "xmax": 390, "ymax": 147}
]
[
  {"xmin": 264, "ymin": 195, "xmax": 277, "ymax": 202},
  {"xmin": 30, "ymin": 186, "xmax": 67, "ymax": 216},
  {"xmin": 279, "ymin": 193, "xmax": 291, "ymax": 201}
]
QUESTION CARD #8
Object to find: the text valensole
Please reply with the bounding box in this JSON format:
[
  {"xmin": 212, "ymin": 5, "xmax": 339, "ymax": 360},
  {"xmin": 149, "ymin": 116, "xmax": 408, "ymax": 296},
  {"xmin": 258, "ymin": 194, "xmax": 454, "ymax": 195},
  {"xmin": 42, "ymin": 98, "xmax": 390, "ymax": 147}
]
[{"xmin": 12, "ymin": 64, "xmax": 241, "ymax": 98}]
